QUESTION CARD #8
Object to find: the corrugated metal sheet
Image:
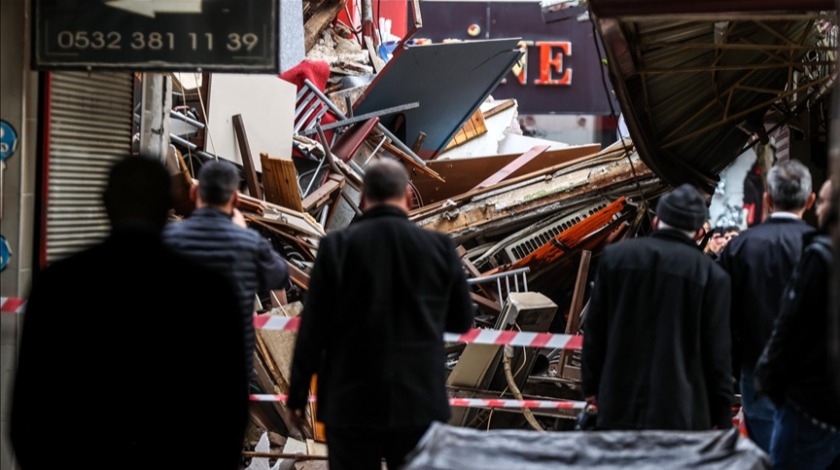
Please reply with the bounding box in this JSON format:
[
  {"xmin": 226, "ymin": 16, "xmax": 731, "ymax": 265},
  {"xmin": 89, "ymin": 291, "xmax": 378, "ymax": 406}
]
[
  {"xmin": 46, "ymin": 72, "xmax": 134, "ymax": 262},
  {"xmin": 591, "ymin": 3, "xmax": 836, "ymax": 191}
]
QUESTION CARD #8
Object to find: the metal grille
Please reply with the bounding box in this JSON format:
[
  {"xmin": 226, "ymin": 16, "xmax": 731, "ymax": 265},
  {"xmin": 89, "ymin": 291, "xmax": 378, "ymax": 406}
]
[
  {"xmin": 46, "ymin": 72, "xmax": 134, "ymax": 263},
  {"xmin": 503, "ymin": 202, "xmax": 609, "ymax": 262}
]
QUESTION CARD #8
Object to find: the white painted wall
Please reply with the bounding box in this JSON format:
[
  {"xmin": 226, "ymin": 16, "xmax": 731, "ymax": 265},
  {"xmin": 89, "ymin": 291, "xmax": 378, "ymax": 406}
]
[
  {"xmin": 205, "ymin": 74, "xmax": 296, "ymax": 173},
  {"xmin": 709, "ymin": 149, "xmax": 757, "ymax": 229}
]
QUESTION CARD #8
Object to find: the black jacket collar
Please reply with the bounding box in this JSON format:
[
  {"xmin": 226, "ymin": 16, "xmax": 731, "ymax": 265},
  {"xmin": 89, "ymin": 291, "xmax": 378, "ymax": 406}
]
[{"xmin": 359, "ymin": 204, "xmax": 408, "ymax": 221}]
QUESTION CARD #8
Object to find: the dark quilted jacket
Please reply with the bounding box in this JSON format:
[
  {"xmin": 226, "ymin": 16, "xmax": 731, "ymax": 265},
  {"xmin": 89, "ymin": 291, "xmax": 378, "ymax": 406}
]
[{"xmin": 163, "ymin": 208, "xmax": 290, "ymax": 362}]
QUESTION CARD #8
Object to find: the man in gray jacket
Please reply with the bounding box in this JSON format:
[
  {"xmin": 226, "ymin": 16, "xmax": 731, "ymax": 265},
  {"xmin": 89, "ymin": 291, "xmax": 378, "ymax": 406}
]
[{"xmin": 163, "ymin": 160, "xmax": 289, "ymax": 363}]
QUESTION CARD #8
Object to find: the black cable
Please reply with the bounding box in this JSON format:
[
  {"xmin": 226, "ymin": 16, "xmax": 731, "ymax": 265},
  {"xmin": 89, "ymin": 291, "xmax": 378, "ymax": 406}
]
[{"xmin": 592, "ymin": 20, "xmax": 654, "ymax": 224}]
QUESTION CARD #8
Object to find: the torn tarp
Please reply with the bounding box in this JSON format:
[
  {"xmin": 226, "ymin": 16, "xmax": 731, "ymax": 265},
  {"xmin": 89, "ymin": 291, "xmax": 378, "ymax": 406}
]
[{"xmin": 404, "ymin": 423, "xmax": 770, "ymax": 470}]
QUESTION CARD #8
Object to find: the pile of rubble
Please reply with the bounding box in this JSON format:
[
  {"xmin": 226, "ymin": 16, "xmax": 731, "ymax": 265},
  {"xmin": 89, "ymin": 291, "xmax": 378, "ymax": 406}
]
[{"xmin": 159, "ymin": 4, "xmax": 666, "ymax": 468}]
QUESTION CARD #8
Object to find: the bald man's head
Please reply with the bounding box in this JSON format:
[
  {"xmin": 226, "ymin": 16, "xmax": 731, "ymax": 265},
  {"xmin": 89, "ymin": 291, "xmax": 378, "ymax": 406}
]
[{"xmin": 362, "ymin": 159, "xmax": 410, "ymax": 208}]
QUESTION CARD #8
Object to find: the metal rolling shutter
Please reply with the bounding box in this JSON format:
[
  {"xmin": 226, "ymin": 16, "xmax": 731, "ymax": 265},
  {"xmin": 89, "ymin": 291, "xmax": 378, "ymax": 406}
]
[{"xmin": 46, "ymin": 72, "xmax": 134, "ymax": 263}]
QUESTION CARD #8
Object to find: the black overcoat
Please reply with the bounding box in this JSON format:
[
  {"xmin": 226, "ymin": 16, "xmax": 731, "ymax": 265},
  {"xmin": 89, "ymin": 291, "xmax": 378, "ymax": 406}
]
[
  {"xmin": 582, "ymin": 229, "xmax": 733, "ymax": 430},
  {"xmin": 288, "ymin": 205, "xmax": 474, "ymax": 427}
]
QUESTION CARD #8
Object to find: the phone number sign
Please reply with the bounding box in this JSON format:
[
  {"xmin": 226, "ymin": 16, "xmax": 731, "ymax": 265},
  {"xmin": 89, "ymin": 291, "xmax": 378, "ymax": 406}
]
[{"xmin": 34, "ymin": 0, "xmax": 278, "ymax": 72}]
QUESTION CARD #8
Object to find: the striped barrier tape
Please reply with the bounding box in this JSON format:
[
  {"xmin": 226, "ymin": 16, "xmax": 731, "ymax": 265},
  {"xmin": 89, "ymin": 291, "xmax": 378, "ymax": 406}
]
[
  {"xmin": 0, "ymin": 297, "xmax": 26, "ymax": 314},
  {"xmin": 250, "ymin": 394, "xmax": 586, "ymax": 410},
  {"xmin": 254, "ymin": 315, "xmax": 583, "ymax": 350}
]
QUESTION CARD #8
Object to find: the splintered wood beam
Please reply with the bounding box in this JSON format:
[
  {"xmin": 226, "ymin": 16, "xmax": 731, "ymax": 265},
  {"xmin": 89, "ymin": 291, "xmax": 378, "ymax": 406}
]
[
  {"xmin": 232, "ymin": 114, "xmax": 262, "ymax": 199},
  {"xmin": 260, "ymin": 152, "xmax": 304, "ymax": 212},
  {"xmin": 382, "ymin": 140, "xmax": 446, "ymax": 183},
  {"xmin": 302, "ymin": 174, "xmax": 345, "ymax": 213}
]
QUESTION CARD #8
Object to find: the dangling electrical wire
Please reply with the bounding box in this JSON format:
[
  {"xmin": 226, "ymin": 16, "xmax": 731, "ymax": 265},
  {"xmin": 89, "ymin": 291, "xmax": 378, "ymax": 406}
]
[{"xmin": 591, "ymin": 20, "xmax": 653, "ymax": 224}]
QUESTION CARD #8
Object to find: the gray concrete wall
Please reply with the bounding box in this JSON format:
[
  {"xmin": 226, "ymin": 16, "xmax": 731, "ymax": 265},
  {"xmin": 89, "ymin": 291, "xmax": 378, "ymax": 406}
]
[
  {"xmin": 0, "ymin": 313, "xmax": 21, "ymax": 469},
  {"xmin": 1, "ymin": 0, "xmax": 38, "ymax": 467},
  {"xmin": 0, "ymin": 0, "xmax": 39, "ymax": 299}
]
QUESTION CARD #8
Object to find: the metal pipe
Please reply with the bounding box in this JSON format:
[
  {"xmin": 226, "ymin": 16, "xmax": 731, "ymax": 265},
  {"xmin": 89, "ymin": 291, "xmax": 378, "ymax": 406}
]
[
  {"xmin": 170, "ymin": 134, "xmax": 217, "ymax": 161},
  {"xmin": 303, "ymin": 79, "xmax": 428, "ymax": 167},
  {"xmin": 467, "ymin": 267, "xmax": 531, "ymax": 285},
  {"xmin": 170, "ymin": 110, "xmax": 205, "ymax": 129}
]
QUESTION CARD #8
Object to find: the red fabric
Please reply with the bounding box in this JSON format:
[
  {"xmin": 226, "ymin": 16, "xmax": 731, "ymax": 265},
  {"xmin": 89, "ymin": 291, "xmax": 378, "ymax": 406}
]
[
  {"xmin": 280, "ymin": 60, "xmax": 337, "ymax": 155},
  {"xmin": 279, "ymin": 59, "xmax": 331, "ymax": 91}
]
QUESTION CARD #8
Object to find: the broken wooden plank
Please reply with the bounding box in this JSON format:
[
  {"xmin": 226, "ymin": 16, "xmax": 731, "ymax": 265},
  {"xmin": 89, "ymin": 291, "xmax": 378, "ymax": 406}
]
[
  {"xmin": 474, "ymin": 145, "xmax": 550, "ymax": 189},
  {"xmin": 233, "ymin": 114, "xmax": 263, "ymax": 199},
  {"xmin": 444, "ymin": 109, "xmax": 488, "ymax": 151},
  {"xmin": 559, "ymin": 250, "xmax": 591, "ymax": 378},
  {"xmin": 260, "ymin": 152, "xmax": 304, "ymax": 211},
  {"xmin": 239, "ymin": 193, "xmax": 326, "ymax": 237},
  {"xmin": 302, "ymin": 174, "xmax": 345, "ymax": 213},
  {"xmin": 382, "ymin": 140, "xmax": 446, "ymax": 183},
  {"xmin": 412, "ymin": 144, "xmax": 601, "ymax": 204},
  {"xmin": 481, "ymin": 99, "xmax": 517, "ymax": 119}
]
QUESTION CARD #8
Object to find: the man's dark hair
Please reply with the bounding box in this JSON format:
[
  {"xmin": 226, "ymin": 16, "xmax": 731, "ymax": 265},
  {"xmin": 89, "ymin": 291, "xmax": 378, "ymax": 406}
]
[
  {"xmin": 723, "ymin": 226, "xmax": 741, "ymax": 235},
  {"xmin": 766, "ymin": 160, "xmax": 812, "ymax": 211},
  {"xmin": 711, "ymin": 227, "xmax": 726, "ymax": 236},
  {"xmin": 103, "ymin": 157, "xmax": 172, "ymax": 230},
  {"xmin": 362, "ymin": 159, "xmax": 409, "ymax": 203},
  {"xmin": 198, "ymin": 160, "xmax": 240, "ymax": 206}
]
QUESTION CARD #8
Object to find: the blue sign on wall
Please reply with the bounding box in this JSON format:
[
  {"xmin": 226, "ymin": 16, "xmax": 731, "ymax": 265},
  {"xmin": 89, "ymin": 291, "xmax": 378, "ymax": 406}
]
[
  {"xmin": 0, "ymin": 235, "xmax": 11, "ymax": 271},
  {"xmin": 0, "ymin": 120, "xmax": 19, "ymax": 161}
]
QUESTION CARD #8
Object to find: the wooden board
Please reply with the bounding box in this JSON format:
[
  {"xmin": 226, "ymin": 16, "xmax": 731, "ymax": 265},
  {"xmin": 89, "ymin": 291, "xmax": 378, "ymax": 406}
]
[
  {"xmin": 261, "ymin": 152, "xmax": 304, "ymax": 211},
  {"xmin": 412, "ymin": 144, "xmax": 601, "ymax": 204},
  {"xmin": 444, "ymin": 109, "xmax": 488, "ymax": 151}
]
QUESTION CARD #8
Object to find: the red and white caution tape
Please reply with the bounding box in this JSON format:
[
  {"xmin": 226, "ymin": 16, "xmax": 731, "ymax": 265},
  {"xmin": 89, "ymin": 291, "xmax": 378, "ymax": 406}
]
[
  {"xmin": 0, "ymin": 297, "xmax": 26, "ymax": 314},
  {"xmin": 253, "ymin": 315, "xmax": 300, "ymax": 332},
  {"xmin": 447, "ymin": 398, "xmax": 586, "ymax": 410},
  {"xmin": 250, "ymin": 394, "xmax": 586, "ymax": 410},
  {"xmin": 443, "ymin": 329, "xmax": 582, "ymax": 350},
  {"xmin": 254, "ymin": 315, "xmax": 582, "ymax": 350}
]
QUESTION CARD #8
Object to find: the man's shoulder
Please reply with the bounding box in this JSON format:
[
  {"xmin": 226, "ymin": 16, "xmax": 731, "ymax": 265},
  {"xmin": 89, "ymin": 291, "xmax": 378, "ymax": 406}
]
[{"xmin": 726, "ymin": 219, "xmax": 813, "ymax": 251}]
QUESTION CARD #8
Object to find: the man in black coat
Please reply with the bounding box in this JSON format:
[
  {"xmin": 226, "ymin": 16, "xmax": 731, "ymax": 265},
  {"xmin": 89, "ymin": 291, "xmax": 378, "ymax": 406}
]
[
  {"xmin": 582, "ymin": 184, "xmax": 733, "ymax": 430},
  {"xmin": 11, "ymin": 158, "xmax": 249, "ymax": 469},
  {"xmin": 288, "ymin": 159, "xmax": 474, "ymax": 470},
  {"xmin": 718, "ymin": 159, "xmax": 815, "ymax": 452},
  {"xmin": 755, "ymin": 180, "xmax": 840, "ymax": 468}
]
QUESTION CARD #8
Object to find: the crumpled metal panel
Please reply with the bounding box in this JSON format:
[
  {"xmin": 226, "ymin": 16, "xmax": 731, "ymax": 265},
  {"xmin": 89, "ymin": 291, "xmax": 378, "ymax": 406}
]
[
  {"xmin": 353, "ymin": 38, "xmax": 524, "ymax": 160},
  {"xmin": 591, "ymin": 3, "xmax": 835, "ymax": 191}
]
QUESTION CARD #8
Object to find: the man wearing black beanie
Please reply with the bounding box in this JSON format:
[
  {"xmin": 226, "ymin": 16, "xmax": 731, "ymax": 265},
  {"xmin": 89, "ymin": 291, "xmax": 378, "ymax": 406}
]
[{"xmin": 582, "ymin": 184, "xmax": 733, "ymax": 430}]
